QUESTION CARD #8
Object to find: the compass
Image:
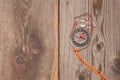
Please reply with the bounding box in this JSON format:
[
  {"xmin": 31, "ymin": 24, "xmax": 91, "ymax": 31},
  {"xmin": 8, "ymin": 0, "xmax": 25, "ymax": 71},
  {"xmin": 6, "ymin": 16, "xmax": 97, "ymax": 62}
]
[
  {"xmin": 70, "ymin": 13, "xmax": 95, "ymax": 50},
  {"xmin": 71, "ymin": 27, "xmax": 90, "ymax": 49}
]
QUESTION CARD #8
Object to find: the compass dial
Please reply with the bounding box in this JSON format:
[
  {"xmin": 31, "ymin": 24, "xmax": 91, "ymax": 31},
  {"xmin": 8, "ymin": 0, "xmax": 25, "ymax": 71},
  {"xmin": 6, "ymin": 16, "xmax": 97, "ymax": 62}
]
[{"xmin": 72, "ymin": 28, "xmax": 89, "ymax": 47}]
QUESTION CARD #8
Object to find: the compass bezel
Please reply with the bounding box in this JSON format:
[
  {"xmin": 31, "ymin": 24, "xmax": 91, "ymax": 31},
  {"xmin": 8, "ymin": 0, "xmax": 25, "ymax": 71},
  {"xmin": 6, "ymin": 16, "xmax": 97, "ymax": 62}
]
[{"xmin": 71, "ymin": 27, "xmax": 90, "ymax": 50}]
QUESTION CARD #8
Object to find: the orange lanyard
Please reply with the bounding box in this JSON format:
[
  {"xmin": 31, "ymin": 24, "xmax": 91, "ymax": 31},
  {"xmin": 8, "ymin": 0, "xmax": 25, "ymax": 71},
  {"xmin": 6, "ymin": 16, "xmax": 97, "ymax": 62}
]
[{"xmin": 74, "ymin": 48, "xmax": 108, "ymax": 80}]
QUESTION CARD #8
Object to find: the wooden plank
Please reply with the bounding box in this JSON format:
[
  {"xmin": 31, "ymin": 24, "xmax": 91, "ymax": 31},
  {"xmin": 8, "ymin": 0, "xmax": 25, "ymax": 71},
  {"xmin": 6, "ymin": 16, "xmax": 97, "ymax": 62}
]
[
  {"xmin": 88, "ymin": 0, "xmax": 107, "ymax": 80},
  {"xmin": 0, "ymin": 0, "xmax": 58, "ymax": 80},
  {"xmin": 88, "ymin": 0, "xmax": 120, "ymax": 80},
  {"xmin": 59, "ymin": 0, "xmax": 120, "ymax": 80},
  {"xmin": 59, "ymin": 0, "xmax": 92, "ymax": 80}
]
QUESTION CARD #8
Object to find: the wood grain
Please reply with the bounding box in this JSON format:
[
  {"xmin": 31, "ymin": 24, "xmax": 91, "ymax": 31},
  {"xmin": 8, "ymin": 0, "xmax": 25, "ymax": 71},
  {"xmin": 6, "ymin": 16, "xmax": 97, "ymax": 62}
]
[
  {"xmin": 0, "ymin": 0, "xmax": 58, "ymax": 80},
  {"xmin": 88, "ymin": 0, "xmax": 107, "ymax": 80},
  {"xmin": 0, "ymin": 0, "xmax": 120, "ymax": 80},
  {"xmin": 59, "ymin": 0, "xmax": 91, "ymax": 80},
  {"xmin": 59, "ymin": 0, "xmax": 120, "ymax": 80},
  {"xmin": 88, "ymin": 0, "xmax": 120, "ymax": 80}
]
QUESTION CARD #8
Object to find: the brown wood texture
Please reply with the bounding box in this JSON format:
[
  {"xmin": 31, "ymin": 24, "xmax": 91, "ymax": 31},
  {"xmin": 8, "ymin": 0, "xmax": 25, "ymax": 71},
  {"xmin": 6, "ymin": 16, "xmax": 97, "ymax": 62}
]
[
  {"xmin": 0, "ymin": 0, "xmax": 58, "ymax": 80},
  {"xmin": 0, "ymin": 0, "xmax": 120, "ymax": 80},
  {"xmin": 59, "ymin": 0, "xmax": 120, "ymax": 80}
]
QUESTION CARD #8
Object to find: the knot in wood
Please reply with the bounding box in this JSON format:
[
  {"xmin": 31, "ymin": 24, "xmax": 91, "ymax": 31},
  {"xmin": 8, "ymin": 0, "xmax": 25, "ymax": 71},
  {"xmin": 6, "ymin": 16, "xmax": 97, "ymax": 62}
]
[
  {"xmin": 30, "ymin": 41, "xmax": 41, "ymax": 54},
  {"xmin": 96, "ymin": 42, "xmax": 104, "ymax": 51},
  {"xmin": 16, "ymin": 56, "xmax": 26, "ymax": 64},
  {"xmin": 112, "ymin": 58, "xmax": 120, "ymax": 74}
]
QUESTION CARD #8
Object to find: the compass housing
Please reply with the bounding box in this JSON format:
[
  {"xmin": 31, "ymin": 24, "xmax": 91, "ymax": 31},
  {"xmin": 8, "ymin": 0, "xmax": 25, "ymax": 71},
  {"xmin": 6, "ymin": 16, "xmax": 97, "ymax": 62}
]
[
  {"xmin": 71, "ymin": 27, "xmax": 89, "ymax": 48},
  {"xmin": 70, "ymin": 15, "xmax": 95, "ymax": 50},
  {"xmin": 70, "ymin": 25, "xmax": 90, "ymax": 50}
]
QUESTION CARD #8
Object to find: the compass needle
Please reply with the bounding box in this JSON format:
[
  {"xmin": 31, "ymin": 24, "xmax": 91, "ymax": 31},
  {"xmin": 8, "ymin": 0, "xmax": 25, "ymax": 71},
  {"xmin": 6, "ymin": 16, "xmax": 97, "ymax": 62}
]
[{"xmin": 75, "ymin": 34, "xmax": 80, "ymax": 37}]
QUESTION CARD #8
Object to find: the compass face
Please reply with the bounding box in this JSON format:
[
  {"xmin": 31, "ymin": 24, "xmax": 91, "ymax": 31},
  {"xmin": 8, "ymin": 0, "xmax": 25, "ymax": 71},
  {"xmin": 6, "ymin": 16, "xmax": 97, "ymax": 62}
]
[{"xmin": 71, "ymin": 28, "xmax": 90, "ymax": 48}]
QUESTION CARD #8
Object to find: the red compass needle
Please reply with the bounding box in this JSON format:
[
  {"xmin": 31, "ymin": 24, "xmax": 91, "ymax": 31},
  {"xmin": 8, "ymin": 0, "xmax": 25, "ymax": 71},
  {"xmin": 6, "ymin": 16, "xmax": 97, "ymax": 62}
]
[
  {"xmin": 75, "ymin": 34, "xmax": 85, "ymax": 40},
  {"xmin": 79, "ymin": 35, "xmax": 85, "ymax": 40},
  {"xmin": 79, "ymin": 32, "xmax": 85, "ymax": 40},
  {"xmin": 74, "ymin": 48, "xmax": 109, "ymax": 80}
]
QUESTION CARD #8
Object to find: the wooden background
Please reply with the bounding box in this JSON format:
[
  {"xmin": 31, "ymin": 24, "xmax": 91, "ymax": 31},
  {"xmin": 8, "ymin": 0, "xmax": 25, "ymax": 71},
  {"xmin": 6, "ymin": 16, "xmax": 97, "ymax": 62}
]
[{"xmin": 0, "ymin": 0, "xmax": 120, "ymax": 80}]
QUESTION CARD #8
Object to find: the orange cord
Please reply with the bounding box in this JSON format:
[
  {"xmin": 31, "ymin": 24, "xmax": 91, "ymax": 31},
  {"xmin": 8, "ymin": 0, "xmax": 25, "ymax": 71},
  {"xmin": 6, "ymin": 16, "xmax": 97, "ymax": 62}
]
[{"xmin": 74, "ymin": 48, "xmax": 108, "ymax": 80}]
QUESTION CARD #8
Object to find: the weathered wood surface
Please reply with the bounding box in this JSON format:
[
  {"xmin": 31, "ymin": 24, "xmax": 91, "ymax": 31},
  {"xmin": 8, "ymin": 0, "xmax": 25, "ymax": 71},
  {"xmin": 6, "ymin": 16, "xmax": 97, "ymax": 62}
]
[
  {"xmin": 0, "ymin": 0, "xmax": 120, "ymax": 80},
  {"xmin": 59, "ymin": 0, "xmax": 120, "ymax": 80},
  {"xmin": 0, "ymin": 0, "xmax": 58, "ymax": 80}
]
